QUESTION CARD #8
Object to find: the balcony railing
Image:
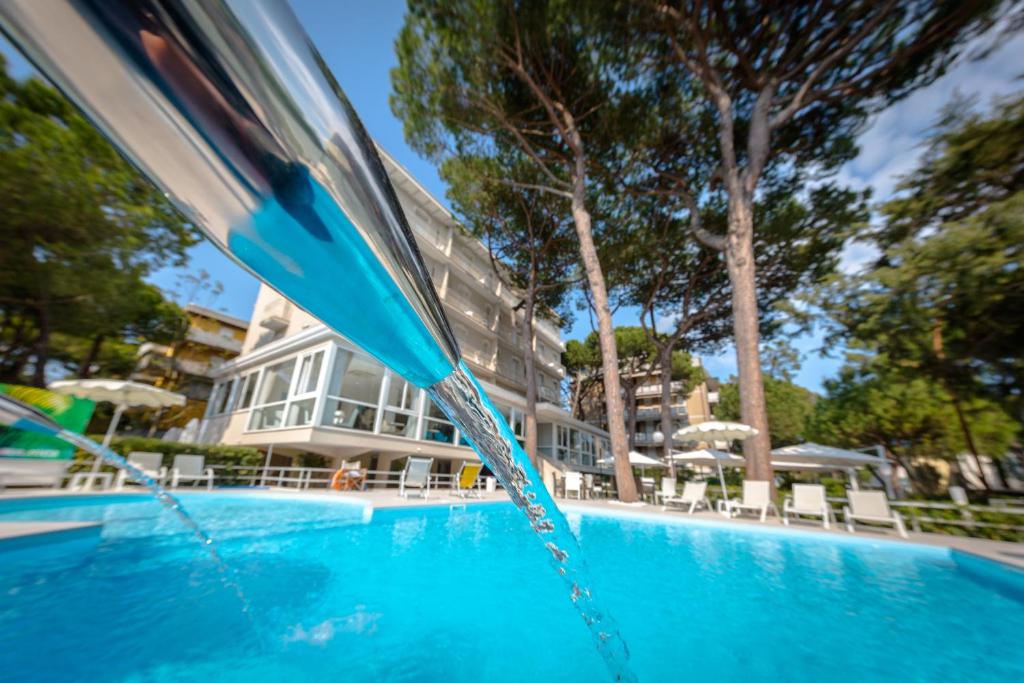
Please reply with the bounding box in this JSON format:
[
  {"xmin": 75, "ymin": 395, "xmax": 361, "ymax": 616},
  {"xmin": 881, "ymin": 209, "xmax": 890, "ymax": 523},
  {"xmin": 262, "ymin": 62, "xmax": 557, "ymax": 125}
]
[
  {"xmin": 637, "ymin": 381, "xmax": 685, "ymax": 397},
  {"xmin": 635, "ymin": 406, "xmax": 686, "ymax": 420},
  {"xmin": 186, "ymin": 327, "xmax": 242, "ymax": 353}
]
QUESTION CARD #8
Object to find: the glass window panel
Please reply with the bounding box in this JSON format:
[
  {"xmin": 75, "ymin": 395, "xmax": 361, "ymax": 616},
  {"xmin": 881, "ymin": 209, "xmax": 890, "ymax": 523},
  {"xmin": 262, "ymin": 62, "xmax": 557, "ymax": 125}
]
[
  {"xmin": 327, "ymin": 351, "xmax": 384, "ymax": 404},
  {"xmin": 321, "ymin": 397, "xmax": 377, "ymax": 431},
  {"xmin": 216, "ymin": 379, "xmax": 235, "ymax": 414},
  {"xmin": 423, "ymin": 419, "xmax": 455, "ymax": 444},
  {"xmin": 239, "ymin": 373, "xmax": 258, "ymax": 409},
  {"xmin": 379, "ymin": 409, "xmax": 418, "ymax": 438},
  {"xmin": 256, "ymin": 358, "xmax": 295, "ymax": 405},
  {"xmin": 386, "ymin": 373, "xmax": 418, "ymax": 412},
  {"xmin": 426, "ymin": 399, "xmax": 451, "ymax": 422},
  {"xmin": 249, "ymin": 404, "xmax": 285, "ymax": 430},
  {"xmin": 511, "ymin": 408, "xmax": 524, "ymax": 437},
  {"xmin": 286, "ymin": 398, "xmax": 316, "ymax": 427}
]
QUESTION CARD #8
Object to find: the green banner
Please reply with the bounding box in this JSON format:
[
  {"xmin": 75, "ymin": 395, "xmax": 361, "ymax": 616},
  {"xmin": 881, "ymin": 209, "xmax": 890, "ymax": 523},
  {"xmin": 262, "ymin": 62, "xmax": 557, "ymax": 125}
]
[{"xmin": 0, "ymin": 384, "xmax": 95, "ymax": 459}]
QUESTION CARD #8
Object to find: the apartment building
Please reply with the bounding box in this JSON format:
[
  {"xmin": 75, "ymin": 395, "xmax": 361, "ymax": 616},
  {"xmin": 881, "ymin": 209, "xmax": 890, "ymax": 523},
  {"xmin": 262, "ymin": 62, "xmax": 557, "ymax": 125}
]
[
  {"xmin": 133, "ymin": 304, "xmax": 249, "ymax": 424},
  {"xmin": 574, "ymin": 357, "xmax": 719, "ymax": 460},
  {"xmin": 197, "ymin": 150, "xmax": 610, "ymax": 477}
]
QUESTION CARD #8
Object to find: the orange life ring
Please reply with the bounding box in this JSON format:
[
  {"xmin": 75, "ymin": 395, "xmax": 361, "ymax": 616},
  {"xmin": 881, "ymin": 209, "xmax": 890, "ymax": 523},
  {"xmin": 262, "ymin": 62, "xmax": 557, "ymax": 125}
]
[{"xmin": 331, "ymin": 468, "xmax": 346, "ymax": 491}]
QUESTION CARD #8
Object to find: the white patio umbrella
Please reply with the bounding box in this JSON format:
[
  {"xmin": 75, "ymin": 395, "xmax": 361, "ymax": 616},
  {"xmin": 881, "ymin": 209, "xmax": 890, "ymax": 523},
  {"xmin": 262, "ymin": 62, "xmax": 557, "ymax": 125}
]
[
  {"xmin": 673, "ymin": 420, "xmax": 759, "ymax": 445},
  {"xmin": 598, "ymin": 450, "xmax": 666, "ymax": 475},
  {"xmin": 671, "ymin": 448, "xmax": 745, "ymax": 499},
  {"xmin": 770, "ymin": 442, "xmax": 887, "ymax": 468},
  {"xmin": 48, "ymin": 379, "xmax": 186, "ymax": 482}
]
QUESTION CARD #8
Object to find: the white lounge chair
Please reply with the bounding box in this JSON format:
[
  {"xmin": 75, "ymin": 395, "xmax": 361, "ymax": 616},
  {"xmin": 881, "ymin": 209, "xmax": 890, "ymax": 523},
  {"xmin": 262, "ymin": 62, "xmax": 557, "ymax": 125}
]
[
  {"xmin": 399, "ymin": 456, "xmax": 434, "ymax": 498},
  {"xmin": 115, "ymin": 451, "xmax": 167, "ymax": 489},
  {"xmin": 655, "ymin": 477, "xmax": 677, "ymax": 505},
  {"xmin": 723, "ymin": 480, "xmax": 780, "ymax": 522},
  {"xmin": 564, "ymin": 471, "xmax": 583, "ymax": 499},
  {"xmin": 453, "ymin": 461, "xmax": 483, "ymax": 498},
  {"xmin": 664, "ymin": 481, "xmax": 710, "ymax": 514},
  {"xmin": 843, "ymin": 491, "xmax": 908, "ymax": 538},
  {"xmin": 170, "ymin": 454, "xmax": 215, "ymax": 490},
  {"xmin": 783, "ymin": 484, "xmax": 833, "ymax": 529},
  {"xmin": 0, "ymin": 457, "xmax": 70, "ymax": 490}
]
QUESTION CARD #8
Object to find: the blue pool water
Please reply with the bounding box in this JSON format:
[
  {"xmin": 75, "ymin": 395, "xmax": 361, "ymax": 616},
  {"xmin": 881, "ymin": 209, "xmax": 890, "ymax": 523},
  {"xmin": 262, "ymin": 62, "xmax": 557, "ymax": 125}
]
[{"xmin": 1, "ymin": 494, "xmax": 1022, "ymax": 682}]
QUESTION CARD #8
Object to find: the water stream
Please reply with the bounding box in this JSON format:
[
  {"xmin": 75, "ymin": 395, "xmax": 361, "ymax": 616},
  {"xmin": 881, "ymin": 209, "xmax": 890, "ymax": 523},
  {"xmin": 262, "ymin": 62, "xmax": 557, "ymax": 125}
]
[
  {"xmin": 54, "ymin": 430, "xmax": 258, "ymax": 632},
  {"xmin": 431, "ymin": 363, "xmax": 637, "ymax": 683}
]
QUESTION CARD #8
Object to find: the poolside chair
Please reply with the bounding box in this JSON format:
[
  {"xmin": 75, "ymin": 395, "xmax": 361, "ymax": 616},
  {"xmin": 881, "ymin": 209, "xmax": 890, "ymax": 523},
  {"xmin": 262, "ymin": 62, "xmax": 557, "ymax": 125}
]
[
  {"xmin": 115, "ymin": 451, "xmax": 167, "ymax": 489},
  {"xmin": 843, "ymin": 491, "xmax": 908, "ymax": 538},
  {"xmin": 564, "ymin": 471, "xmax": 583, "ymax": 499},
  {"xmin": 655, "ymin": 477, "xmax": 677, "ymax": 505},
  {"xmin": 0, "ymin": 458, "xmax": 70, "ymax": 491},
  {"xmin": 723, "ymin": 480, "xmax": 780, "ymax": 522},
  {"xmin": 639, "ymin": 476, "xmax": 656, "ymax": 502},
  {"xmin": 453, "ymin": 461, "xmax": 483, "ymax": 498},
  {"xmin": 169, "ymin": 454, "xmax": 215, "ymax": 490},
  {"xmin": 664, "ymin": 481, "xmax": 711, "ymax": 514},
  {"xmin": 399, "ymin": 456, "xmax": 434, "ymax": 498},
  {"xmin": 783, "ymin": 484, "xmax": 833, "ymax": 529}
]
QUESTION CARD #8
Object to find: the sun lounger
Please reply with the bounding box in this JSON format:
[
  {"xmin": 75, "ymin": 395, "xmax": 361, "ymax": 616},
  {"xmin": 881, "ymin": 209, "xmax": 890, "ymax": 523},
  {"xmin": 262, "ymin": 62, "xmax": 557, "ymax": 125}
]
[
  {"xmin": 399, "ymin": 456, "xmax": 434, "ymax": 498},
  {"xmin": 783, "ymin": 484, "xmax": 833, "ymax": 529},
  {"xmin": 663, "ymin": 481, "xmax": 710, "ymax": 514},
  {"xmin": 115, "ymin": 451, "xmax": 167, "ymax": 489},
  {"xmin": 564, "ymin": 471, "xmax": 582, "ymax": 499},
  {"xmin": 0, "ymin": 457, "xmax": 70, "ymax": 490},
  {"xmin": 169, "ymin": 454, "xmax": 214, "ymax": 490},
  {"xmin": 655, "ymin": 477, "xmax": 677, "ymax": 505},
  {"xmin": 723, "ymin": 480, "xmax": 779, "ymax": 522},
  {"xmin": 453, "ymin": 461, "xmax": 483, "ymax": 498},
  {"xmin": 843, "ymin": 490, "xmax": 907, "ymax": 538}
]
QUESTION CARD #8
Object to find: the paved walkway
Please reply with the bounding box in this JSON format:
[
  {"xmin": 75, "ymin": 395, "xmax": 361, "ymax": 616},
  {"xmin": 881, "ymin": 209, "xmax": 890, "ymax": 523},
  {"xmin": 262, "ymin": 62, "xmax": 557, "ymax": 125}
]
[{"xmin": 2, "ymin": 487, "xmax": 1022, "ymax": 570}]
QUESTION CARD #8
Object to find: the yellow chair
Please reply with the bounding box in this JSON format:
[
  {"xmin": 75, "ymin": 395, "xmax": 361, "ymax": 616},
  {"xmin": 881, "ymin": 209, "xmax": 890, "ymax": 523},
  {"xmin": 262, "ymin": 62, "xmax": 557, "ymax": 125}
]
[{"xmin": 454, "ymin": 461, "xmax": 484, "ymax": 498}]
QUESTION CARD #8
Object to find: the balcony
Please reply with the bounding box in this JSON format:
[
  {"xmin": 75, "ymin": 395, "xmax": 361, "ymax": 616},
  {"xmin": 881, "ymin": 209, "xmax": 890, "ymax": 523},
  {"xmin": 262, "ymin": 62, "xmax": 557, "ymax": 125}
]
[
  {"xmin": 635, "ymin": 406, "xmax": 687, "ymax": 420},
  {"xmin": 636, "ymin": 381, "xmax": 685, "ymax": 397},
  {"xmin": 259, "ymin": 298, "xmax": 291, "ymax": 332},
  {"xmin": 533, "ymin": 316, "xmax": 564, "ymax": 348},
  {"xmin": 186, "ymin": 327, "xmax": 242, "ymax": 353}
]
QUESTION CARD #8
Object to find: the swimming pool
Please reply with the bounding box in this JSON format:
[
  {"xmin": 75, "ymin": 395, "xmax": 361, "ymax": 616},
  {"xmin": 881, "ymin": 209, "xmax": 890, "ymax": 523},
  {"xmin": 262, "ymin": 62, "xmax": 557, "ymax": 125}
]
[{"xmin": 1, "ymin": 494, "xmax": 1022, "ymax": 682}]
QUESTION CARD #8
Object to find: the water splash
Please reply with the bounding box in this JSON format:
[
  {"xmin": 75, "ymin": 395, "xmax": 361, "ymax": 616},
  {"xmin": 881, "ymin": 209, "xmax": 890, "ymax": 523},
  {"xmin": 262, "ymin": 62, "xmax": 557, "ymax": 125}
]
[
  {"xmin": 55, "ymin": 430, "xmax": 258, "ymax": 632},
  {"xmin": 430, "ymin": 362, "xmax": 636, "ymax": 682}
]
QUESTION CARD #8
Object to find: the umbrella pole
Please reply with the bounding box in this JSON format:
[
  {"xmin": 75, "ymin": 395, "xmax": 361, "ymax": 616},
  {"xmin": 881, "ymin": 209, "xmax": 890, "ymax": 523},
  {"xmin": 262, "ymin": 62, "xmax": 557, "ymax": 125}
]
[
  {"xmin": 88, "ymin": 403, "xmax": 125, "ymax": 491},
  {"xmin": 716, "ymin": 461, "xmax": 728, "ymax": 503}
]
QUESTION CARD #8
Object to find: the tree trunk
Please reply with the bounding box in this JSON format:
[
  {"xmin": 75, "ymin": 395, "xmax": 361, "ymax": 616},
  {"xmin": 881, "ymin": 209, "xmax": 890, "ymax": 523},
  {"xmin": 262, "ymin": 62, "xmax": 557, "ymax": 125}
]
[
  {"xmin": 30, "ymin": 308, "xmax": 50, "ymax": 388},
  {"xmin": 948, "ymin": 390, "xmax": 991, "ymax": 492},
  {"xmin": 522, "ymin": 293, "xmax": 540, "ymax": 470},
  {"xmin": 571, "ymin": 188, "xmax": 637, "ymax": 502},
  {"xmin": 724, "ymin": 197, "xmax": 774, "ymax": 486},
  {"xmin": 625, "ymin": 380, "xmax": 638, "ymax": 451},
  {"xmin": 659, "ymin": 344, "xmax": 676, "ymax": 479},
  {"xmin": 78, "ymin": 334, "xmax": 105, "ymax": 378}
]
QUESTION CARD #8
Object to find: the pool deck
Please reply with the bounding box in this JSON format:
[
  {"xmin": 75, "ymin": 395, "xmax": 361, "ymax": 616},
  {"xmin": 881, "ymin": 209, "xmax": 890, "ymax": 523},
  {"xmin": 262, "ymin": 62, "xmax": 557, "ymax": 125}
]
[{"xmin": 2, "ymin": 486, "xmax": 1022, "ymax": 570}]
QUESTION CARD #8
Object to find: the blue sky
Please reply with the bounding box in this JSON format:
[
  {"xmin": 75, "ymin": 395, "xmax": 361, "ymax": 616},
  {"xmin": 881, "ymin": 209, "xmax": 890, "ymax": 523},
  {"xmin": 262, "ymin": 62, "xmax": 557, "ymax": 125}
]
[{"xmin": 3, "ymin": 3, "xmax": 1021, "ymax": 392}]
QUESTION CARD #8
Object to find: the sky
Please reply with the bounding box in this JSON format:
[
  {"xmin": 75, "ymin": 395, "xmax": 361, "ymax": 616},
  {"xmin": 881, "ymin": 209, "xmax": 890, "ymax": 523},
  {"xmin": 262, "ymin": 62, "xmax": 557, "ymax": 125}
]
[{"xmin": 3, "ymin": 3, "xmax": 1022, "ymax": 393}]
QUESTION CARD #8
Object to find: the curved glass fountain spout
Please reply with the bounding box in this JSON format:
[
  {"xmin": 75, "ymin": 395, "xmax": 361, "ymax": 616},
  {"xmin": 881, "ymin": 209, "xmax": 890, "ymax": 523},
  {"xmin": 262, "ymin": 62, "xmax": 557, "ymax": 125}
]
[{"xmin": 0, "ymin": 2, "xmax": 634, "ymax": 679}]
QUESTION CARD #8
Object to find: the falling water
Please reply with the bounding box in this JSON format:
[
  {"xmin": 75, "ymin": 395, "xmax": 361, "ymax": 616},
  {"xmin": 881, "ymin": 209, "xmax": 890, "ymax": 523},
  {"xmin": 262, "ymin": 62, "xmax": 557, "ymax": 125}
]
[
  {"xmin": 432, "ymin": 363, "xmax": 637, "ymax": 683},
  {"xmin": 55, "ymin": 430, "xmax": 257, "ymax": 626}
]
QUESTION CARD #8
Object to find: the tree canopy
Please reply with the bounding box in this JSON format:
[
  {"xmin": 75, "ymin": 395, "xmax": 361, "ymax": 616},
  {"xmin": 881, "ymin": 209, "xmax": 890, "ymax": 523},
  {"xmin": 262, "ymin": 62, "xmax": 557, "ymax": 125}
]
[{"xmin": 0, "ymin": 56, "xmax": 196, "ymax": 385}]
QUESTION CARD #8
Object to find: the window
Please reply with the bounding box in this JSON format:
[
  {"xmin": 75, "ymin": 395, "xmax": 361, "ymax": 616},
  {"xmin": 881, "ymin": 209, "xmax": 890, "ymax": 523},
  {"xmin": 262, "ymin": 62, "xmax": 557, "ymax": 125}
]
[
  {"xmin": 248, "ymin": 358, "xmax": 295, "ymax": 430},
  {"xmin": 423, "ymin": 399, "xmax": 456, "ymax": 444},
  {"xmin": 238, "ymin": 372, "xmax": 258, "ymax": 409},
  {"xmin": 286, "ymin": 350, "xmax": 325, "ymax": 427},
  {"xmin": 321, "ymin": 350, "xmax": 384, "ymax": 432},
  {"xmin": 379, "ymin": 371, "xmax": 420, "ymax": 438}
]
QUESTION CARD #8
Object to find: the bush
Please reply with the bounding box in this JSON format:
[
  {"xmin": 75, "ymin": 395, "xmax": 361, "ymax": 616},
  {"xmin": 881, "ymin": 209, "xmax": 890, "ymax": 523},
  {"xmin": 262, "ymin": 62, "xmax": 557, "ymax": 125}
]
[{"xmin": 70, "ymin": 436, "xmax": 265, "ymax": 485}]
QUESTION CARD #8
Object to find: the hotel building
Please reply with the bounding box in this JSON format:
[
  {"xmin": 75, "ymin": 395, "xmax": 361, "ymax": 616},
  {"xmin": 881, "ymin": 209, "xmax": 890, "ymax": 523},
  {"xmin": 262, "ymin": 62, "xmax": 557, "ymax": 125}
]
[{"xmin": 197, "ymin": 150, "xmax": 610, "ymax": 480}]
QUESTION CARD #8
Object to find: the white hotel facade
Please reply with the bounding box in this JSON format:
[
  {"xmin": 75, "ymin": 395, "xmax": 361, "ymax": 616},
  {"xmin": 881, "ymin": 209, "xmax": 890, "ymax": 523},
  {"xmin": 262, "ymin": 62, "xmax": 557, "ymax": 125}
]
[{"xmin": 198, "ymin": 150, "xmax": 610, "ymax": 479}]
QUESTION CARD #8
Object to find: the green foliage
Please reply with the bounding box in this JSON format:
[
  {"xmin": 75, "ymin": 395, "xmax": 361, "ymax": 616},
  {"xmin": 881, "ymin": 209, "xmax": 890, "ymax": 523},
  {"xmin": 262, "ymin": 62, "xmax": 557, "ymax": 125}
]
[
  {"xmin": 0, "ymin": 55, "xmax": 197, "ymax": 385},
  {"xmin": 70, "ymin": 435, "xmax": 264, "ymax": 485},
  {"xmin": 716, "ymin": 375, "xmax": 817, "ymax": 447}
]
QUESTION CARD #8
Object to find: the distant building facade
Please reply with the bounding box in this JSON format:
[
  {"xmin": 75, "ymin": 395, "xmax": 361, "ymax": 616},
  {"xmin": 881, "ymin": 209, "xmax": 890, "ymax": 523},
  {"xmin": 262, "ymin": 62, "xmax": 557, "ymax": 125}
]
[
  {"xmin": 574, "ymin": 357, "xmax": 719, "ymax": 460},
  {"xmin": 197, "ymin": 150, "xmax": 609, "ymax": 478},
  {"xmin": 133, "ymin": 303, "xmax": 249, "ymax": 412}
]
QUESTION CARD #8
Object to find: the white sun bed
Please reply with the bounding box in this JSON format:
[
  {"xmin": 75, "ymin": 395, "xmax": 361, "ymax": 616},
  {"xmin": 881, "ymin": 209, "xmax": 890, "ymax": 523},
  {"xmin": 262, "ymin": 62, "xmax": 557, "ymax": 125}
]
[
  {"xmin": 115, "ymin": 451, "xmax": 167, "ymax": 489},
  {"xmin": 722, "ymin": 480, "xmax": 779, "ymax": 522},
  {"xmin": 783, "ymin": 483, "xmax": 833, "ymax": 529},
  {"xmin": 169, "ymin": 454, "xmax": 214, "ymax": 490},
  {"xmin": 843, "ymin": 491, "xmax": 908, "ymax": 538},
  {"xmin": 663, "ymin": 481, "xmax": 711, "ymax": 514}
]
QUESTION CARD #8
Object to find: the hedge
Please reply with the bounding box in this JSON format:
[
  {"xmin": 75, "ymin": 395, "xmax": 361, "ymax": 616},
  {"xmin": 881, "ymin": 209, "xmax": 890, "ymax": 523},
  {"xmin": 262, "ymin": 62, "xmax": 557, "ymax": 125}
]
[{"xmin": 70, "ymin": 436, "xmax": 265, "ymax": 483}]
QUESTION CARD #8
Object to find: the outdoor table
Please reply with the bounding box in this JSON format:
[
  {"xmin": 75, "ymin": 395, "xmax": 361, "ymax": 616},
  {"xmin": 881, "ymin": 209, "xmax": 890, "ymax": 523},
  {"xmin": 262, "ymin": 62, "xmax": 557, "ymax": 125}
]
[{"xmin": 69, "ymin": 471, "xmax": 114, "ymax": 491}]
